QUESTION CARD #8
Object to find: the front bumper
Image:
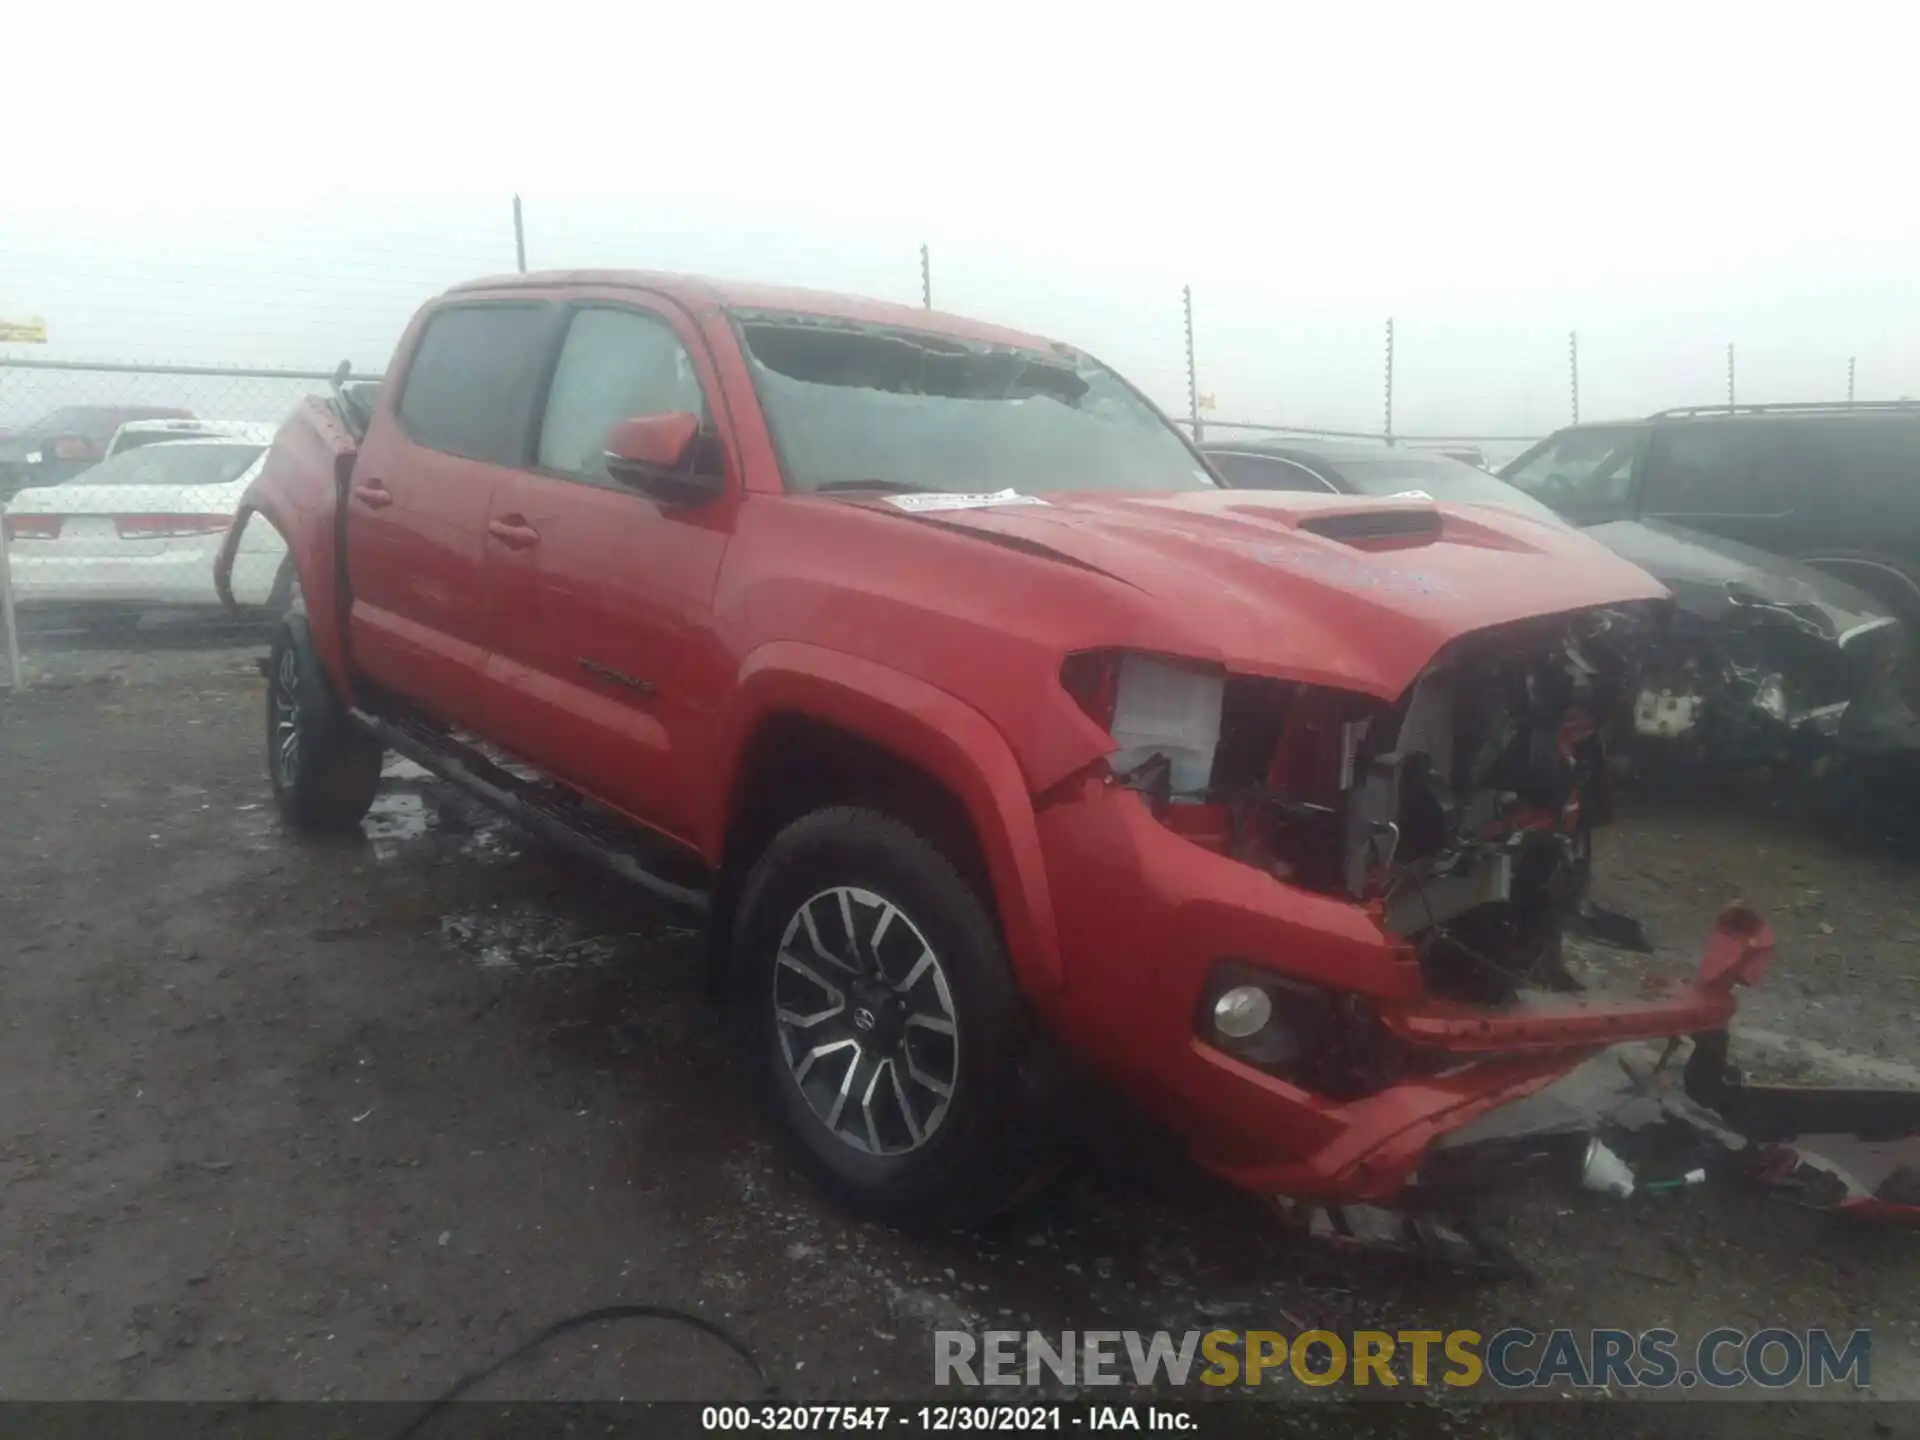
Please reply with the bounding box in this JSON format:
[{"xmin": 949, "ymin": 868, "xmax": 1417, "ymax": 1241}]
[{"xmin": 1034, "ymin": 780, "xmax": 1771, "ymax": 1203}]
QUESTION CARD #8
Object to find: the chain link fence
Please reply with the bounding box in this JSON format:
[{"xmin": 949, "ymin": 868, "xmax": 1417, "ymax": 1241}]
[{"xmin": 0, "ymin": 359, "xmax": 383, "ymax": 684}]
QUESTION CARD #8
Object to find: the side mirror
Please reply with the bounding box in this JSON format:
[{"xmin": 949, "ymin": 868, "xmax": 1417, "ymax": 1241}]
[{"xmin": 603, "ymin": 412, "xmax": 722, "ymax": 507}]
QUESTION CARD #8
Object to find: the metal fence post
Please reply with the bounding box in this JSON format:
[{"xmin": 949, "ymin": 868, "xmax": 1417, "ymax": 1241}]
[
  {"xmin": 920, "ymin": 244, "xmax": 932, "ymax": 309},
  {"xmin": 1, "ymin": 524, "xmax": 23, "ymax": 692},
  {"xmin": 513, "ymin": 194, "xmax": 528, "ymax": 274},
  {"xmin": 1183, "ymin": 286, "xmax": 1202, "ymax": 443},
  {"xmin": 1383, "ymin": 318, "xmax": 1395, "ymax": 444},
  {"xmin": 1569, "ymin": 331, "xmax": 1580, "ymax": 423}
]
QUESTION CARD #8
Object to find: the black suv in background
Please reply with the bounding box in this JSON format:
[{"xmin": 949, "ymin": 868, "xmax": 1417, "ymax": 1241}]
[{"xmin": 1499, "ymin": 402, "xmax": 1920, "ymax": 623}]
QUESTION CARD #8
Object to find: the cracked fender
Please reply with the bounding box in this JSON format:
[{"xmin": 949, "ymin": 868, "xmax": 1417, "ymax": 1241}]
[{"xmin": 710, "ymin": 640, "xmax": 1064, "ymax": 995}]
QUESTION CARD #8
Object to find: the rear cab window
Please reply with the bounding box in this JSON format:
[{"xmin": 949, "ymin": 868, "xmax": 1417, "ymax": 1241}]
[{"xmin": 396, "ymin": 302, "xmax": 556, "ymax": 466}]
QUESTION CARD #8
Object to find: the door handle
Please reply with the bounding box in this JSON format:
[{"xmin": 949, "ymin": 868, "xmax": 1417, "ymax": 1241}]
[
  {"xmin": 353, "ymin": 479, "xmax": 393, "ymax": 509},
  {"xmin": 487, "ymin": 517, "xmax": 541, "ymax": 550}
]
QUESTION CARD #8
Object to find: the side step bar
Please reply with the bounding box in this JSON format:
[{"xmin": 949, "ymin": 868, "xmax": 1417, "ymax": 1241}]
[{"xmin": 354, "ymin": 709, "xmax": 710, "ymax": 914}]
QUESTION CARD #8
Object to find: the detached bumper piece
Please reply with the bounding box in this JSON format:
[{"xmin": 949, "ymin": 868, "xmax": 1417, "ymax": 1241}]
[
  {"xmin": 1261, "ymin": 906, "xmax": 1920, "ymax": 1266},
  {"xmin": 1683, "ymin": 1028, "xmax": 1920, "ymax": 1224}
]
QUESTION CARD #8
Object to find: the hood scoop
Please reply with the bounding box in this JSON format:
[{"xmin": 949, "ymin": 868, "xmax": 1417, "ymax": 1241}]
[{"xmin": 1298, "ymin": 506, "xmax": 1443, "ymax": 546}]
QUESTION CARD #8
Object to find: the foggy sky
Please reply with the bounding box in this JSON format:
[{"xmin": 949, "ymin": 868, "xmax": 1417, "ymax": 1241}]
[{"xmin": 5, "ymin": 1, "xmax": 1917, "ymax": 439}]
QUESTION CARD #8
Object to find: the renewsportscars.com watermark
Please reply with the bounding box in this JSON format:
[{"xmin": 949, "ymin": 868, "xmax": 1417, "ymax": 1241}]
[{"xmin": 935, "ymin": 1328, "xmax": 1873, "ymax": 1392}]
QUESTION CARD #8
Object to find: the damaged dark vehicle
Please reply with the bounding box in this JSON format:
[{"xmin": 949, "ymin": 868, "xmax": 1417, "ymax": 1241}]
[{"xmin": 1204, "ymin": 436, "xmax": 1920, "ymax": 791}]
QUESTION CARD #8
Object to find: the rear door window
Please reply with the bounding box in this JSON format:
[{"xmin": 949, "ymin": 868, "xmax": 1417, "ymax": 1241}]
[
  {"xmin": 1803, "ymin": 416, "xmax": 1920, "ymax": 511},
  {"xmin": 396, "ymin": 303, "xmax": 555, "ymax": 467},
  {"xmin": 1643, "ymin": 423, "xmax": 1791, "ymax": 515},
  {"xmin": 536, "ymin": 307, "xmax": 708, "ymax": 484}
]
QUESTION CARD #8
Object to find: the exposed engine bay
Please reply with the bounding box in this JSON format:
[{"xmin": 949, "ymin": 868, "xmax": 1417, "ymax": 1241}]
[{"xmin": 1100, "ymin": 610, "xmax": 1649, "ymax": 1007}]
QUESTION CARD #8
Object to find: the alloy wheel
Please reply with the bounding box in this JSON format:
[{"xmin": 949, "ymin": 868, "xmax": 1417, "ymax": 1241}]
[
  {"xmin": 772, "ymin": 886, "xmax": 959, "ymax": 1155},
  {"xmin": 270, "ymin": 645, "xmax": 301, "ymax": 789}
]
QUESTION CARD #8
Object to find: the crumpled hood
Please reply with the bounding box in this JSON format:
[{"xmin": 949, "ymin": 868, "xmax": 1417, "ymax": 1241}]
[
  {"xmin": 1586, "ymin": 519, "xmax": 1890, "ymax": 640},
  {"xmin": 887, "ymin": 489, "xmax": 1670, "ymax": 698}
]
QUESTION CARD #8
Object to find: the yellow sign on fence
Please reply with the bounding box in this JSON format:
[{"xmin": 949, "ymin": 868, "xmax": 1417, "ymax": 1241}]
[{"xmin": 0, "ymin": 316, "xmax": 48, "ymax": 343}]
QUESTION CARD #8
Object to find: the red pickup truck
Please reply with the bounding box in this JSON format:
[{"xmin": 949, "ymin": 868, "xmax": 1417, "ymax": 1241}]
[{"xmin": 231, "ymin": 271, "xmax": 1772, "ymax": 1231}]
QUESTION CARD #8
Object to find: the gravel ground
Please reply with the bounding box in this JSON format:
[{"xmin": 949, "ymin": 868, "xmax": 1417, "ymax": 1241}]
[{"xmin": 3, "ymin": 641, "xmax": 1917, "ymax": 1429}]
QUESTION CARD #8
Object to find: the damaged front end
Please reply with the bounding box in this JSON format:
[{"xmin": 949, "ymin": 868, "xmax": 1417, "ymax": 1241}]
[
  {"xmin": 1105, "ymin": 607, "xmax": 1646, "ymax": 1010},
  {"xmin": 1050, "ymin": 605, "xmax": 1772, "ymax": 1205}
]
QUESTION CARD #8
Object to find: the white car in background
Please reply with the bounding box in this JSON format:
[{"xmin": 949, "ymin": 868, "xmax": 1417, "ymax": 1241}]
[
  {"xmin": 2, "ymin": 430, "xmax": 291, "ymax": 610},
  {"xmin": 103, "ymin": 417, "xmax": 275, "ymax": 461}
]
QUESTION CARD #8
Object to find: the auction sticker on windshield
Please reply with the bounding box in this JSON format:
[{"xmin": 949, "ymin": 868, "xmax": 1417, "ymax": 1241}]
[{"xmin": 883, "ymin": 489, "xmax": 1050, "ymax": 513}]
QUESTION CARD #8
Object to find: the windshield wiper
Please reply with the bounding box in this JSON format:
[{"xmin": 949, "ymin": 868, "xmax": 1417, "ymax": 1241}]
[{"xmin": 810, "ymin": 478, "xmax": 934, "ymax": 495}]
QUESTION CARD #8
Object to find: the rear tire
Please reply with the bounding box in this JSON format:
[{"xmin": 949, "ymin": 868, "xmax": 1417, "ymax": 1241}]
[
  {"xmin": 266, "ymin": 613, "xmax": 381, "ymax": 832},
  {"xmin": 731, "ymin": 806, "xmax": 1049, "ymax": 1232},
  {"xmin": 263, "ymin": 555, "xmax": 298, "ymax": 617}
]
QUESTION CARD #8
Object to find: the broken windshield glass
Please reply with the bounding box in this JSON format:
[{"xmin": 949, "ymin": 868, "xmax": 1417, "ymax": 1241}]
[{"xmin": 735, "ymin": 314, "xmax": 1216, "ymax": 497}]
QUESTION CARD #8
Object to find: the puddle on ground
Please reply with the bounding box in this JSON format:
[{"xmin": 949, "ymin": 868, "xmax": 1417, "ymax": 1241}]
[
  {"xmin": 362, "ymin": 775, "xmax": 521, "ymax": 866},
  {"xmin": 364, "ymin": 790, "xmax": 432, "ymax": 846},
  {"xmin": 438, "ymin": 903, "xmax": 631, "ymax": 974}
]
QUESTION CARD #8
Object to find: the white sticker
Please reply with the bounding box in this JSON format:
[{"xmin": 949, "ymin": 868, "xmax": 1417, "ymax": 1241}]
[
  {"xmin": 1384, "ymin": 488, "xmax": 1435, "ymax": 500},
  {"xmin": 882, "ymin": 488, "xmax": 1049, "ymax": 513}
]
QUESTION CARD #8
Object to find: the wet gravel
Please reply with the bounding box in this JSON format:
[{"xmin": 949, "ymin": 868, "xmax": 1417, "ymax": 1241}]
[{"xmin": 3, "ymin": 646, "xmax": 1917, "ymax": 1425}]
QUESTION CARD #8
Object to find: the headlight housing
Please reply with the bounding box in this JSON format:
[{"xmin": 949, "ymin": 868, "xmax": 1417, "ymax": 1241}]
[{"xmin": 1060, "ymin": 650, "xmax": 1225, "ymax": 798}]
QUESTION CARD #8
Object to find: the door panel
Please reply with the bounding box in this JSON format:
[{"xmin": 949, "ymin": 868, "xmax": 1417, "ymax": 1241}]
[
  {"xmin": 1642, "ymin": 421, "xmax": 1798, "ymax": 552},
  {"xmin": 480, "ymin": 302, "xmax": 735, "ymax": 844},
  {"xmin": 347, "ymin": 427, "xmax": 508, "ymax": 727},
  {"xmin": 346, "ymin": 300, "xmax": 556, "ymax": 730}
]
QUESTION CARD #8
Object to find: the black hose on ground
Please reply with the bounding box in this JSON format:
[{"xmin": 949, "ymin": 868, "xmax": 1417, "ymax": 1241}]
[{"xmin": 395, "ymin": 1302, "xmax": 775, "ymax": 1438}]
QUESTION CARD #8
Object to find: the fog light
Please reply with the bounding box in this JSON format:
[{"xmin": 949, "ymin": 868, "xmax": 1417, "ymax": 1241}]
[{"xmin": 1212, "ymin": 985, "xmax": 1273, "ymax": 1039}]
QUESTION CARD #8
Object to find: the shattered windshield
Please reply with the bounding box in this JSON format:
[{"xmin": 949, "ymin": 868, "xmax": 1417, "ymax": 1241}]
[{"xmin": 736, "ymin": 313, "xmax": 1217, "ymax": 496}]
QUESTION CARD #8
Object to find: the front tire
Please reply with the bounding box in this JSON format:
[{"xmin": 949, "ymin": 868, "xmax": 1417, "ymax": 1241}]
[
  {"xmin": 732, "ymin": 807, "xmax": 1047, "ymax": 1231},
  {"xmin": 265, "ymin": 613, "xmax": 381, "ymax": 832}
]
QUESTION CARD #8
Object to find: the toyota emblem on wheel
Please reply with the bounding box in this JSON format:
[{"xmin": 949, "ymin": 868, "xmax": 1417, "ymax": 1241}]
[{"xmin": 853, "ymin": 1008, "xmax": 877, "ymax": 1032}]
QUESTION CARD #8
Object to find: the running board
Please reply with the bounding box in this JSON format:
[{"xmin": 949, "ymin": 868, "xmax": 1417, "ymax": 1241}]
[{"xmin": 353, "ymin": 710, "xmax": 710, "ymax": 914}]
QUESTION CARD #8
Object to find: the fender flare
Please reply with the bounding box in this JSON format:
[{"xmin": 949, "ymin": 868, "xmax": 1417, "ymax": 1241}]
[{"xmin": 708, "ymin": 641, "xmax": 1064, "ymax": 995}]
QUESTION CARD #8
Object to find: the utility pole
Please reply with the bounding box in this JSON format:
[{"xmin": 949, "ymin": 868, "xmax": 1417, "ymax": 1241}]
[
  {"xmin": 1384, "ymin": 318, "xmax": 1396, "ymax": 444},
  {"xmin": 513, "ymin": 194, "xmax": 527, "ymax": 274},
  {"xmin": 1726, "ymin": 342, "xmax": 1736, "ymax": 408},
  {"xmin": 1848, "ymin": 355, "xmax": 1857, "ymax": 404},
  {"xmin": 920, "ymin": 244, "xmax": 931, "ymax": 309},
  {"xmin": 1569, "ymin": 330, "xmax": 1580, "ymax": 423},
  {"xmin": 1183, "ymin": 285, "xmax": 1202, "ymax": 443}
]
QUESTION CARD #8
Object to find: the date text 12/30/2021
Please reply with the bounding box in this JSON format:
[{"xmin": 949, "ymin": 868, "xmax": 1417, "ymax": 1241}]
[{"xmin": 701, "ymin": 1407, "xmax": 1190, "ymax": 1432}]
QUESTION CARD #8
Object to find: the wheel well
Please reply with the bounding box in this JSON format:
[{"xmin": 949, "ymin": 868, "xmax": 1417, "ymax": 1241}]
[
  {"xmin": 705, "ymin": 712, "xmax": 997, "ymax": 998},
  {"xmin": 1798, "ymin": 552, "xmax": 1920, "ymax": 622}
]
